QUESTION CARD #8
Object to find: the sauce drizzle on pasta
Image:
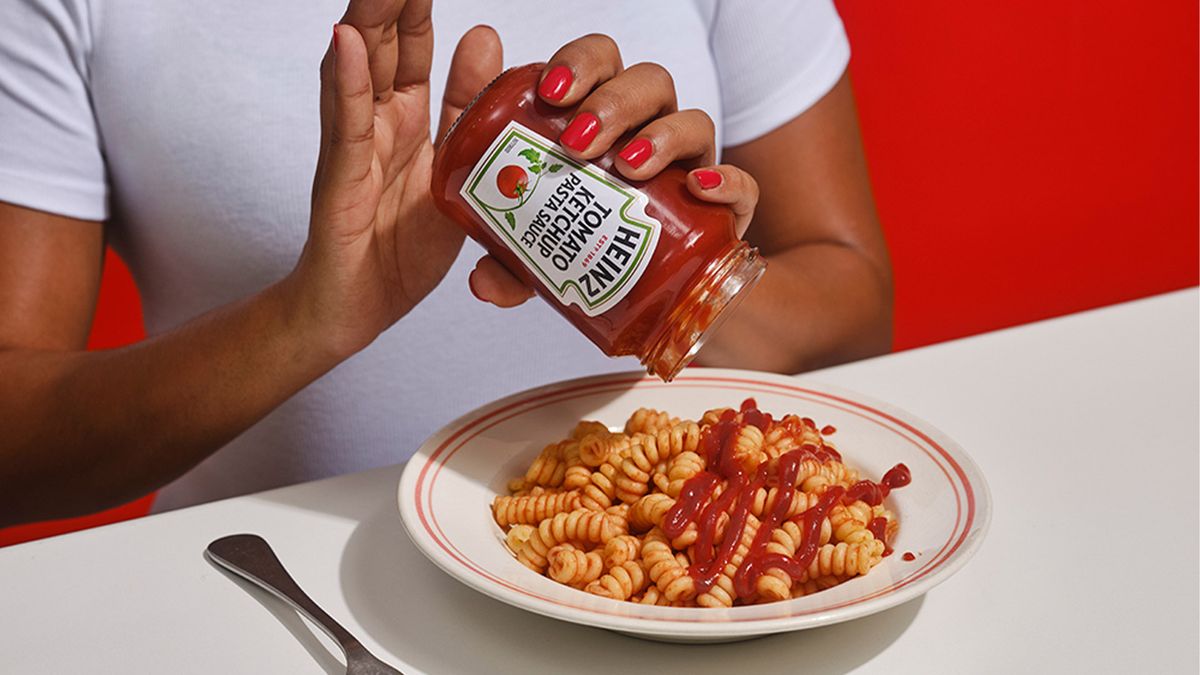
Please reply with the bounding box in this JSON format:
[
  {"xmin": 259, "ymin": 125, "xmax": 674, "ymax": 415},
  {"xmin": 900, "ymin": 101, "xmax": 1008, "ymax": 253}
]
[{"xmin": 664, "ymin": 399, "xmax": 911, "ymax": 601}]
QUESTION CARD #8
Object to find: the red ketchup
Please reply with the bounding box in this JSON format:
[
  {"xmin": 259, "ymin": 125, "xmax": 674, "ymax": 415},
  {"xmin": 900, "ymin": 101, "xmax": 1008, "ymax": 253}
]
[
  {"xmin": 431, "ymin": 64, "xmax": 767, "ymax": 381},
  {"xmin": 659, "ymin": 398, "xmax": 913, "ymax": 602}
]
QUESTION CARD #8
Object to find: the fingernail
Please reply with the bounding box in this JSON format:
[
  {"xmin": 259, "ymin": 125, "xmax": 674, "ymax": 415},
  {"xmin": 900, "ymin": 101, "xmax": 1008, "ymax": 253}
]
[
  {"xmin": 467, "ymin": 273, "xmax": 485, "ymax": 302},
  {"xmin": 538, "ymin": 65, "xmax": 573, "ymax": 101},
  {"xmin": 560, "ymin": 112, "xmax": 600, "ymax": 152},
  {"xmin": 332, "ymin": 24, "xmax": 339, "ymax": 52},
  {"xmin": 694, "ymin": 169, "xmax": 722, "ymax": 189},
  {"xmin": 618, "ymin": 138, "xmax": 653, "ymax": 169}
]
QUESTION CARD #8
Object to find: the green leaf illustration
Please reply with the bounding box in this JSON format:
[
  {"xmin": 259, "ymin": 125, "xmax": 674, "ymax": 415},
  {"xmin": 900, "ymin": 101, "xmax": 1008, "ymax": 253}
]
[
  {"xmin": 518, "ymin": 148, "xmax": 541, "ymax": 164},
  {"xmin": 504, "ymin": 211, "xmax": 516, "ymax": 229},
  {"xmin": 548, "ymin": 163, "xmax": 563, "ymax": 173},
  {"xmin": 529, "ymin": 164, "xmax": 543, "ymax": 175}
]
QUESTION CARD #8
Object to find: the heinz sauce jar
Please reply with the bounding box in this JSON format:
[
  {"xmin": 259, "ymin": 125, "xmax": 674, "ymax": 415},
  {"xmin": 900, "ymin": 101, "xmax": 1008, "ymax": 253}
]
[{"xmin": 431, "ymin": 64, "xmax": 766, "ymax": 381}]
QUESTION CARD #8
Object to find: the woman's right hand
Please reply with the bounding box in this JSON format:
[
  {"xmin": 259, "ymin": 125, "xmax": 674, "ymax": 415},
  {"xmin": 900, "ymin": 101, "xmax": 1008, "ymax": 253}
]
[{"xmin": 289, "ymin": 0, "xmax": 502, "ymax": 359}]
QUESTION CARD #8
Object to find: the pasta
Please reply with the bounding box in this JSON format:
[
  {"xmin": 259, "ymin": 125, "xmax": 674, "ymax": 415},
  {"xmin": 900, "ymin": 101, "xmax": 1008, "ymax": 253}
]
[{"xmin": 493, "ymin": 399, "xmax": 911, "ymax": 607}]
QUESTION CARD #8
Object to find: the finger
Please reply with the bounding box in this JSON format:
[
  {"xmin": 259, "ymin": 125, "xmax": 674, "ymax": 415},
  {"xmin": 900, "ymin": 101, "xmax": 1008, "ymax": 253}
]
[
  {"xmin": 536, "ymin": 33, "xmax": 623, "ymax": 106},
  {"xmin": 558, "ymin": 62, "xmax": 677, "ymax": 159},
  {"xmin": 436, "ymin": 25, "xmax": 503, "ymax": 145},
  {"xmin": 319, "ymin": 25, "xmax": 377, "ymax": 198},
  {"xmin": 392, "ymin": 0, "xmax": 434, "ymax": 92},
  {"xmin": 340, "ymin": 0, "xmax": 404, "ymax": 98},
  {"xmin": 613, "ymin": 108, "xmax": 716, "ymax": 180},
  {"xmin": 686, "ymin": 165, "xmax": 760, "ymax": 238},
  {"xmin": 468, "ymin": 256, "xmax": 535, "ymax": 308}
]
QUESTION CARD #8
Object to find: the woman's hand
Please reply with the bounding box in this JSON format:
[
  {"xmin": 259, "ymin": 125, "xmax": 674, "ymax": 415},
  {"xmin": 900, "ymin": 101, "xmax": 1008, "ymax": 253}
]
[
  {"xmin": 291, "ymin": 0, "xmax": 503, "ymax": 358},
  {"xmin": 465, "ymin": 34, "xmax": 761, "ymax": 308}
]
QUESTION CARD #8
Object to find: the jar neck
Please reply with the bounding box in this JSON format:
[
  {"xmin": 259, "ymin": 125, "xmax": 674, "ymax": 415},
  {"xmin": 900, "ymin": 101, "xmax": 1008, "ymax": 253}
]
[{"xmin": 640, "ymin": 241, "xmax": 767, "ymax": 381}]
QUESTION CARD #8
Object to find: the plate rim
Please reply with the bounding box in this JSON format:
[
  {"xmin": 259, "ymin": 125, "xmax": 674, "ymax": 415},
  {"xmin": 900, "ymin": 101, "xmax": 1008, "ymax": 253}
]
[{"xmin": 398, "ymin": 368, "xmax": 992, "ymax": 638}]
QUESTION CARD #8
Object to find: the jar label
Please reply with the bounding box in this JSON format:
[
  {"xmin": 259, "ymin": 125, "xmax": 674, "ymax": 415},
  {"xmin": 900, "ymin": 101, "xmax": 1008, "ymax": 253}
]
[{"xmin": 459, "ymin": 121, "xmax": 661, "ymax": 317}]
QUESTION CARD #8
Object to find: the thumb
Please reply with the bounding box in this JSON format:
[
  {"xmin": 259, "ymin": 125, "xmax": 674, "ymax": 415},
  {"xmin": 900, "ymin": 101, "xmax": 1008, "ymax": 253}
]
[{"xmin": 436, "ymin": 25, "xmax": 504, "ymax": 145}]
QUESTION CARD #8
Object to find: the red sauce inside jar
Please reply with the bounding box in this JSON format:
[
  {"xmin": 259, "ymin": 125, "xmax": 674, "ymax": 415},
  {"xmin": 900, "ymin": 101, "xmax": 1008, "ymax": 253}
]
[{"xmin": 431, "ymin": 64, "xmax": 766, "ymax": 380}]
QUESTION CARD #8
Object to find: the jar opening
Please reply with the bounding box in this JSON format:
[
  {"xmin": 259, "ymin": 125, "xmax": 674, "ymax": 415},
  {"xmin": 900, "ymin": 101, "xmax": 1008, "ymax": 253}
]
[{"xmin": 641, "ymin": 242, "xmax": 767, "ymax": 381}]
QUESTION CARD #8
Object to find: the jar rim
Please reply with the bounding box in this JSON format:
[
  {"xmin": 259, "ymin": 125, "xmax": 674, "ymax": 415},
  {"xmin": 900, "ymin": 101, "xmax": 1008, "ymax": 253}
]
[{"xmin": 641, "ymin": 241, "xmax": 766, "ymax": 381}]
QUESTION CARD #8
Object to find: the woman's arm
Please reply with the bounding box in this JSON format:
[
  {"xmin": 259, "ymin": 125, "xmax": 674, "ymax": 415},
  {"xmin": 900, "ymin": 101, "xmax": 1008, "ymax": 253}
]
[
  {"xmin": 0, "ymin": 203, "xmax": 344, "ymax": 525},
  {"xmin": 696, "ymin": 74, "xmax": 893, "ymax": 373}
]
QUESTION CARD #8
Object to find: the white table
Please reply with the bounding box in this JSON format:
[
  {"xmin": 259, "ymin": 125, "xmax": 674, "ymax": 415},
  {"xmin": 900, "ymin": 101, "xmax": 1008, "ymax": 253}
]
[{"xmin": 2, "ymin": 289, "xmax": 1197, "ymax": 674}]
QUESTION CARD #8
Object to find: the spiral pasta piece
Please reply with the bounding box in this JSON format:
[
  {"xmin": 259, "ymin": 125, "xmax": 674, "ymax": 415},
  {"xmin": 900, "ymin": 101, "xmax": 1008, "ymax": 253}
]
[
  {"xmin": 829, "ymin": 500, "xmax": 874, "ymax": 544},
  {"xmin": 570, "ymin": 420, "xmax": 610, "ymax": 440},
  {"xmin": 749, "ymin": 487, "xmax": 820, "ymax": 520},
  {"xmin": 604, "ymin": 503, "xmax": 630, "ymax": 532},
  {"xmin": 524, "ymin": 442, "xmax": 568, "ymax": 488},
  {"xmin": 669, "ymin": 511, "xmax": 728, "ymax": 550},
  {"xmin": 636, "ymin": 586, "xmax": 671, "ymax": 606},
  {"xmin": 629, "ymin": 493, "xmax": 675, "ymax": 533},
  {"xmin": 642, "ymin": 528, "xmax": 696, "ymax": 602},
  {"xmin": 755, "ymin": 526, "xmax": 800, "ymax": 602},
  {"xmin": 697, "ymin": 514, "xmax": 760, "ymax": 608},
  {"xmin": 800, "ymin": 460, "xmax": 855, "ymax": 493},
  {"xmin": 776, "ymin": 516, "xmax": 833, "ymax": 551},
  {"xmin": 547, "ymin": 544, "xmax": 604, "ymax": 586},
  {"xmin": 585, "ymin": 561, "xmax": 647, "ymax": 601},
  {"xmin": 730, "ymin": 425, "xmax": 767, "ymax": 473},
  {"xmin": 579, "ymin": 462, "xmax": 620, "ymax": 511},
  {"xmin": 806, "ymin": 540, "xmax": 886, "ymax": 579},
  {"xmin": 559, "ymin": 441, "xmax": 591, "ymax": 490},
  {"xmin": 519, "ymin": 510, "xmax": 622, "ymax": 571},
  {"xmin": 654, "ymin": 421, "xmax": 702, "ymax": 459},
  {"xmin": 504, "ymin": 524, "xmax": 537, "ymax": 569},
  {"xmin": 790, "ymin": 575, "xmax": 844, "ymax": 598},
  {"xmin": 578, "ymin": 432, "xmax": 630, "ymax": 468},
  {"xmin": 492, "ymin": 490, "xmax": 579, "ymax": 528},
  {"xmin": 661, "ymin": 451, "xmax": 705, "ymax": 498},
  {"xmin": 700, "ymin": 407, "xmax": 734, "ymax": 427},
  {"xmin": 602, "ymin": 534, "xmax": 642, "ymax": 568},
  {"xmin": 612, "ymin": 440, "xmax": 653, "ymax": 504},
  {"xmin": 624, "ymin": 408, "xmax": 677, "ymax": 435}
]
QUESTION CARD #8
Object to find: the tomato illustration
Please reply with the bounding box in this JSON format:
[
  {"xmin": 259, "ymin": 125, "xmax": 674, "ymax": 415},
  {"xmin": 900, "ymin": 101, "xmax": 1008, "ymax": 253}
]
[{"xmin": 496, "ymin": 165, "xmax": 528, "ymax": 199}]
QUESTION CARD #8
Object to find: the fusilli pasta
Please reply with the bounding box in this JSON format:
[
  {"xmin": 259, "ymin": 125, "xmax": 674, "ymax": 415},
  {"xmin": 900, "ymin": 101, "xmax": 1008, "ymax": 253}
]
[{"xmin": 491, "ymin": 399, "xmax": 911, "ymax": 606}]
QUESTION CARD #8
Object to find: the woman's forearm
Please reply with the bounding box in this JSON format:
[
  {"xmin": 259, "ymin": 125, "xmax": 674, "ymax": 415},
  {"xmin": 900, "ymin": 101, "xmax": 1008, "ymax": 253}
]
[
  {"xmin": 0, "ymin": 275, "xmax": 346, "ymax": 525},
  {"xmin": 696, "ymin": 241, "xmax": 893, "ymax": 374}
]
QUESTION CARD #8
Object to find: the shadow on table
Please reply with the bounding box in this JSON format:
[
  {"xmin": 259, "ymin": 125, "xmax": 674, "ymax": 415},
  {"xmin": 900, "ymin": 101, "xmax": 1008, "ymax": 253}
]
[
  {"xmin": 207, "ymin": 562, "xmax": 347, "ymax": 675},
  {"xmin": 339, "ymin": 503, "xmax": 924, "ymax": 675}
]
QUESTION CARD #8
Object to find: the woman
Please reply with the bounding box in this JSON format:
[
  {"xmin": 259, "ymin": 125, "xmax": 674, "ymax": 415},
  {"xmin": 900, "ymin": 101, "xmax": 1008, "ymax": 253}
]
[{"xmin": 0, "ymin": 0, "xmax": 891, "ymax": 524}]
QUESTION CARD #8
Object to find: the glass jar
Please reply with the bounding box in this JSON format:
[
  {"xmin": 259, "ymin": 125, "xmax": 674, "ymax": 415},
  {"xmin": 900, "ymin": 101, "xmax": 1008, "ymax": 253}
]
[{"xmin": 431, "ymin": 63, "xmax": 766, "ymax": 381}]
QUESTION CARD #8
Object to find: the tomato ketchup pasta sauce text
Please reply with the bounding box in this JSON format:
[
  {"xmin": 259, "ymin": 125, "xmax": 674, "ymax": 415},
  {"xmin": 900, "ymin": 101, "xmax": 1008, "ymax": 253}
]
[
  {"xmin": 431, "ymin": 64, "xmax": 766, "ymax": 381},
  {"xmin": 492, "ymin": 399, "xmax": 911, "ymax": 607}
]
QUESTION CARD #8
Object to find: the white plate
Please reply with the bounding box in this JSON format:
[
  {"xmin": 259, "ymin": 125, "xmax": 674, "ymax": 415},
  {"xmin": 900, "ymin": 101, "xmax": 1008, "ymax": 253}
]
[{"xmin": 398, "ymin": 369, "xmax": 991, "ymax": 642}]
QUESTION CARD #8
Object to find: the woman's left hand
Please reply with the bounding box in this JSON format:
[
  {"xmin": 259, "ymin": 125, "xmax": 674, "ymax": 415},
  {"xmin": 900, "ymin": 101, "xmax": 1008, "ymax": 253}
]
[{"xmin": 466, "ymin": 34, "xmax": 760, "ymax": 308}]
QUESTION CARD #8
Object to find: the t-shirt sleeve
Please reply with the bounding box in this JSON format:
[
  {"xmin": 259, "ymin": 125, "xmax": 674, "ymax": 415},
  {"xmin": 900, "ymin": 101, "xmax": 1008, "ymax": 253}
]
[
  {"xmin": 0, "ymin": 0, "xmax": 108, "ymax": 220},
  {"xmin": 709, "ymin": 0, "xmax": 851, "ymax": 147}
]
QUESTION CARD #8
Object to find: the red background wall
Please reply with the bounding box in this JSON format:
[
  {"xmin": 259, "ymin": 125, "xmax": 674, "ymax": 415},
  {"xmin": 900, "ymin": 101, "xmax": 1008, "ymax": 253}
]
[{"xmin": 2, "ymin": 0, "xmax": 1196, "ymax": 547}]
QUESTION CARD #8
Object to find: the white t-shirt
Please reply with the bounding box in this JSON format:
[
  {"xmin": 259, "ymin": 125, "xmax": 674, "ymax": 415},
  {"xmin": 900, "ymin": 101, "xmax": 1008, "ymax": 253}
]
[{"xmin": 0, "ymin": 0, "xmax": 849, "ymax": 510}]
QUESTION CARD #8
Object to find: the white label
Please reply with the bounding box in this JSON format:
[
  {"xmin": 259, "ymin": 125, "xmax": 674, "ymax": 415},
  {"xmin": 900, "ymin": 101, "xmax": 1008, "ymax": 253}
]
[{"xmin": 459, "ymin": 121, "xmax": 661, "ymax": 317}]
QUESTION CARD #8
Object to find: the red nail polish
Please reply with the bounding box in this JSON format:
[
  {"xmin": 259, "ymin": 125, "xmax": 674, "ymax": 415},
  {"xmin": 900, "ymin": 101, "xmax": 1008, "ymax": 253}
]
[
  {"xmin": 560, "ymin": 112, "xmax": 600, "ymax": 152},
  {"xmin": 467, "ymin": 273, "xmax": 485, "ymax": 301},
  {"xmin": 694, "ymin": 169, "xmax": 722, "ymax": 189},
  {"xmin": 538, "ymin": 65, "xmax": 573, "ymax": 101},
  {"xmin": 332, "ymin": 24, "xmax": 339, "ymax": 52},
  {"xmin": 618, "ymin": 138, "xmax": 653, "ymax": 169}
]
